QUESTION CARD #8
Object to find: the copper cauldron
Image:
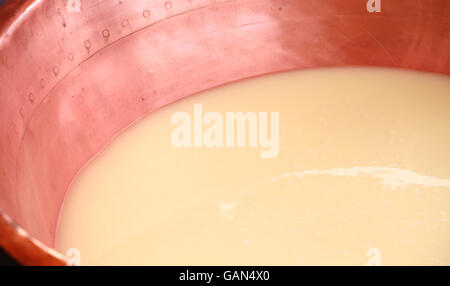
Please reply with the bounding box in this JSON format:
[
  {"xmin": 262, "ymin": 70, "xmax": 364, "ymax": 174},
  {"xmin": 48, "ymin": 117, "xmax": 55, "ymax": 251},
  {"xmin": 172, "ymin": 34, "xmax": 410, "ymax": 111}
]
[{"xmin": 0, "ymin": 0, "xmax": 449, "ymax": 265}]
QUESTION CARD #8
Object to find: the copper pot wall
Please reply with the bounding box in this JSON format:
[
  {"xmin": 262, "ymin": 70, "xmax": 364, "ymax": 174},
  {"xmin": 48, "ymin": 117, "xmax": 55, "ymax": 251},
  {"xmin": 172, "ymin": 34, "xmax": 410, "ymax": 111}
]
[{"xmin": 0, "ymin": 0, "xmax": 449, "ymax": 265}]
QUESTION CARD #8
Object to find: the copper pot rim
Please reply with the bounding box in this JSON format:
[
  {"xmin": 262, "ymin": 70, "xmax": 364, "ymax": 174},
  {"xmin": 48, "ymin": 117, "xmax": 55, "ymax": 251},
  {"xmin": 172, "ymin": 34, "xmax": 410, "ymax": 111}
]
[{"xmin": 0, "ymin": 208, "xmax": 67, "ymax": 266}]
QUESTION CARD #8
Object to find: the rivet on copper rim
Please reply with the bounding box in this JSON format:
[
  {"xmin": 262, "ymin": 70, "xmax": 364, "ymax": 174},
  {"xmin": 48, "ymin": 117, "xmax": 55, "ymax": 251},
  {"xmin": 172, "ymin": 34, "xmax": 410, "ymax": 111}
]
[
  {"xmin": 143, "ymin": 9, "xmax": 151, "ymax": 18},
  {"xmin": 53, "ymin": 66, "xmax": 59, "ymax": 76},
  {"xmin": 40, "ymin": 79, "xmax": 46, "ymax": 88},
  {"xmin": 28, "ymin": 92, "xmax": 34, "ymax": 103},
  {"xmin": 102, "ymin": 29, "xmax": 110, "ymax": 38}
]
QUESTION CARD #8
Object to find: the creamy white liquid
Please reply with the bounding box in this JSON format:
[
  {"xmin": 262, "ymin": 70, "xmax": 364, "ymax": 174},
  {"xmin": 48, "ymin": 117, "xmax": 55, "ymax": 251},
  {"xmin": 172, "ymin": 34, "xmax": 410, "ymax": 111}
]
[{"xmin": 56, "ymin": 67, "xmax": 450, "ymax": 265}]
